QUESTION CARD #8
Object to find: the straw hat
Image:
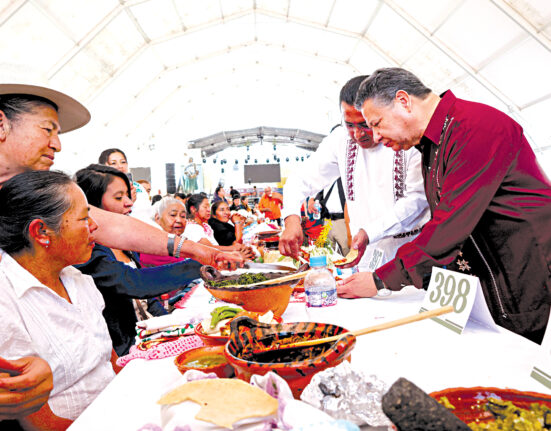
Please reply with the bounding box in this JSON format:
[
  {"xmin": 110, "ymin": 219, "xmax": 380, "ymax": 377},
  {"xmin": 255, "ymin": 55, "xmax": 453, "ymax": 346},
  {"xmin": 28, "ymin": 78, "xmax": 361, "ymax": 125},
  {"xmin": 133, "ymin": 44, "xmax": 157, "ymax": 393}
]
[{"xmin": 0, "ymin": 83, "xmax": 90, "ymax": 133}]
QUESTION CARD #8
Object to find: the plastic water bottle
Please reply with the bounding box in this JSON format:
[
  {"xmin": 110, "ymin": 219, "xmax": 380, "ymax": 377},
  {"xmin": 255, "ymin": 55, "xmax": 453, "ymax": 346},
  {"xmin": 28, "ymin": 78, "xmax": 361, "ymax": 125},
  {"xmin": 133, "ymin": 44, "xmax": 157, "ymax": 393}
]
[
  {"xmin": 313, "ymin": 200, "xmax": 321, "ymax": 220},
  {"xmin": 161, "ymin": 293, "xmax": 170, "ymax": 312},
  {"xmin": 304, "ymin": 256, "xmax": 337, "ymax": 322}
]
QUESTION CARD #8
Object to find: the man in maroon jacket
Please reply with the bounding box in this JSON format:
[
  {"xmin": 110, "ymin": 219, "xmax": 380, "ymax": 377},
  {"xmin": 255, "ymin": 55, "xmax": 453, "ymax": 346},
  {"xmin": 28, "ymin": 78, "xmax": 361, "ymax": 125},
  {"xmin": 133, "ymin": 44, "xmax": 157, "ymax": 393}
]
[{"xmin": 342, "ymin": 67, "xmax": 551, "ymax": 344}]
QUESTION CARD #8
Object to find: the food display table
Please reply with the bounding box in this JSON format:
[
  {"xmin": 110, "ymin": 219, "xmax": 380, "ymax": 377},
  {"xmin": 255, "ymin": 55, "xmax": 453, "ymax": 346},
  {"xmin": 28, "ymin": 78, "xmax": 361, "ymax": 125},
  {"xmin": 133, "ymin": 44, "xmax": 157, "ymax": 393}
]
[{"xmin": 68, "ymin": 285, "xmax": 550, "ymax": 430}]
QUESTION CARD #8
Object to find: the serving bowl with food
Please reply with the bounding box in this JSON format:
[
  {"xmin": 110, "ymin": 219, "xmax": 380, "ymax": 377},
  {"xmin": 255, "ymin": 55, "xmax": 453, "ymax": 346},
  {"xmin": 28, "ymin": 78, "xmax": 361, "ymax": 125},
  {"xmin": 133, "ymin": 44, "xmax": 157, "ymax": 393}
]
[
  {"xmin": 430, "ymin": 386, "xmax": 551, "ymax": 429},
  {"xmin": 174, "ymin": 345, "xmax": 233, "ymax": 378},
  {"xmin": 195, "ymin": 305, "xmax": 280, "ymax": 346},
  {"xmin": 225, "ymin": 316, "xmax": 356, "ymax": 398},
  {"xmin": 199, "ymin": 265, "xmax": 306, "ymax": 317}
]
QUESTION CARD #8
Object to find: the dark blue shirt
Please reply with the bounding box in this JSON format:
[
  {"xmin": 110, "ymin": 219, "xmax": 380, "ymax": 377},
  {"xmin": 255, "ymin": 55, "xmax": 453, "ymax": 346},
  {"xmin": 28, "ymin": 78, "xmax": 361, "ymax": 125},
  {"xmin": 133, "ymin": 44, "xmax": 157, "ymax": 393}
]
[{"xmin": 75, "ymin": 244, "xmax": 201, "ymax": 355}]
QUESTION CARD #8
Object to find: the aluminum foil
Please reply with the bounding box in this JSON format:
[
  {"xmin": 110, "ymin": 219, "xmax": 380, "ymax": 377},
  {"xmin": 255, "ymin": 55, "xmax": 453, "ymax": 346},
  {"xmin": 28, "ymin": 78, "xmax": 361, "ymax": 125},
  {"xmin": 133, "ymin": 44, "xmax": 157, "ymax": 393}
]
[{"xmin": 300, "ymin": 361, "xmax": 393, "ymax": 429}]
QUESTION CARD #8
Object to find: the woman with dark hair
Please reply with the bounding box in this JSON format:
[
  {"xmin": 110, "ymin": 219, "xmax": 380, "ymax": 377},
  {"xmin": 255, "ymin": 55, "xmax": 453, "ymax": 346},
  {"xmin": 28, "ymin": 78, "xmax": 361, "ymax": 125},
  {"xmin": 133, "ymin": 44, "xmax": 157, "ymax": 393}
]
[
  {"xmin": 0, "ymin": 170, "xmax": 115, "ymax": 428},
  {"xmin": 208, "ymin": 201, "xmax": 245, "ymax": 246},
  {"xmin": 240, "ymin": 195, "xmax": 252, "ymax": 212},
  {"xmin": 229, "ymin": 192, "xmax": 242, "ymax": 211},
  {"xmin": 98, "ymin": 148, "xmax": 153, "ymax": 224},
  {"xmin": 185, "ymin": 194, "xmax": 254, "ymax": 259},
  {"xmin": 98, "ymin": 148, "xmax": 128, "ymax": 170},
  {"xmin": 74, "ymin": 164, "xmax": 201, "ymax": 356}
]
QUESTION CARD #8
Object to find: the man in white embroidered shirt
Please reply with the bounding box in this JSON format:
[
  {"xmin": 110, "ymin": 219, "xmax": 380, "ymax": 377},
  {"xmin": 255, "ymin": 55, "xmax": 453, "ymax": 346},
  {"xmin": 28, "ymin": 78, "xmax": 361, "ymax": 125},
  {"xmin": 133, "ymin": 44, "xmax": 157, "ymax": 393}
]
[{"xmin": 280, "ymin": 75, "xmax": 430, "ymax": 297}]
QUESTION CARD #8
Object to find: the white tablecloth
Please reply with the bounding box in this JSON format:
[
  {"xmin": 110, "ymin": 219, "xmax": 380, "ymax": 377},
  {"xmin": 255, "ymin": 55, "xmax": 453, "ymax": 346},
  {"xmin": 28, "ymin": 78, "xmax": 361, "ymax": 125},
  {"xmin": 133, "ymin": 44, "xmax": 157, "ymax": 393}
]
[{"xmin": 69, "ymin": 285, "xmax": 550, "ymax": 430}]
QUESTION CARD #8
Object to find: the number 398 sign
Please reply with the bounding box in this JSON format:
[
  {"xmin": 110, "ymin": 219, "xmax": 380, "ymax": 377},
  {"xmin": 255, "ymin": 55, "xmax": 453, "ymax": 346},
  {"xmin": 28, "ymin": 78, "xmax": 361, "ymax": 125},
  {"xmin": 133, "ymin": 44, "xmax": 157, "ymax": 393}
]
[{"xmin": 420, "ymin": 267, "xmax": 480, "ymax": 334}]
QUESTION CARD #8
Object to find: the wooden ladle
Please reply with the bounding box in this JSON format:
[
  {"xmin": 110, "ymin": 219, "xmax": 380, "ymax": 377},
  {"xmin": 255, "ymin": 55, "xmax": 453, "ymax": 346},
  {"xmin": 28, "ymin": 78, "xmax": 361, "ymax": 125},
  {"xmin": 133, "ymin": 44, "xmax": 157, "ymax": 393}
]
[{"xmin": 252, "ymin": 305, "xmax": 454, "ymax": 354}]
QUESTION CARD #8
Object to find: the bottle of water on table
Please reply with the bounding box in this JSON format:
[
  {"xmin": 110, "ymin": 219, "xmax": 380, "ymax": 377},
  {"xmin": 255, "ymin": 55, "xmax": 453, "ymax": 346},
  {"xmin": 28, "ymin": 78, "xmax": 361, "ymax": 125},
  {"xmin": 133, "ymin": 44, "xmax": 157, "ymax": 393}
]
[
  {"xmin": 304, "ymin": 255, "xmax": 337, "ymax": 322},
  {"xmin": 313, "ymin": 200, "xmax": 321, "ymax": 220}
]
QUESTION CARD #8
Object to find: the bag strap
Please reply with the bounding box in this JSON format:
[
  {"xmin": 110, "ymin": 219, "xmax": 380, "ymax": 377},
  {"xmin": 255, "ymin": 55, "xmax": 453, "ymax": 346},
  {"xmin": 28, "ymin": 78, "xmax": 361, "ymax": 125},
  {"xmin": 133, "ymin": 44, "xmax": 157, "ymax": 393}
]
[{"xmin": 336, "ymin": 177, "xmax": 346, "ymax": 210}]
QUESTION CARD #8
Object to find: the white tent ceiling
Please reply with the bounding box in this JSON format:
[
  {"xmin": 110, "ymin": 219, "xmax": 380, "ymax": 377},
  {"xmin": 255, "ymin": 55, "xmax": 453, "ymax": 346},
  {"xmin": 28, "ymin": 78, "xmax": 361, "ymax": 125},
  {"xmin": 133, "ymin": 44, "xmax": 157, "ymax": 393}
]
[{"xmin": 2, "ymin": 0, "xmax": 551, "ymax": 173}]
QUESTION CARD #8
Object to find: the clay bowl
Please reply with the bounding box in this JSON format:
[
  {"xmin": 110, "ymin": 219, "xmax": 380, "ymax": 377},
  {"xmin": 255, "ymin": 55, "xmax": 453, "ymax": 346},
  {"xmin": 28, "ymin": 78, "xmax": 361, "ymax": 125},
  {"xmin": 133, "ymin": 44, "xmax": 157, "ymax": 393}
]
[
  {"xmin": 194, "ymin": 322, "xmax": 228, "ymax": 346},
  {"xmin": 174, "ymin": 345, "xmax": 233, "ymax": 378},
  {"xmin": 430, "ymin": 387, "xmax": 551, "ymax": 425},
  {"xmin": 199, "ymin": 265, "xmax": 298, "ymax": 317},
  {"xmin": 225, "ymin": 317, "xmax": 356, "ymax": 399}
]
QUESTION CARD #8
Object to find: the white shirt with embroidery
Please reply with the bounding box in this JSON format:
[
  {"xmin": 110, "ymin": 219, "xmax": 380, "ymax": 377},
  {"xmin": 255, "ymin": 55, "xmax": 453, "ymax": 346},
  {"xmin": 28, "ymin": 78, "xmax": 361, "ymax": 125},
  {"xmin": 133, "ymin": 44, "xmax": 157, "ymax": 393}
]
[
  {"xmin": 283, "ymin": 127, "xmax": 430, "ymax": 271},
  {"xmin": 184, "ymin": 221, "xmax": 219, "ymax": 246},
  {"xmin": 0, "ymin": 250, "xmax": 115, "ymax": 420}
]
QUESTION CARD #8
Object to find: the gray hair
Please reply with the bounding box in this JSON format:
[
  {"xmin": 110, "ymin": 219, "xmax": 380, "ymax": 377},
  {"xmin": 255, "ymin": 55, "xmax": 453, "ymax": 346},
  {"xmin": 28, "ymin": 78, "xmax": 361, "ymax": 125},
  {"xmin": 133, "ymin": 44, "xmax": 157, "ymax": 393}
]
[
  {"xmin": 153, "ymin": 196, "xmax": 185, "ymax": 220},
  {"xmin": 354, "ymin": 68, "xmax": 432, "ymax": 110},
  {"xmin": 0, "ymin": 171, "xmax": 73, "ymax": 255}
]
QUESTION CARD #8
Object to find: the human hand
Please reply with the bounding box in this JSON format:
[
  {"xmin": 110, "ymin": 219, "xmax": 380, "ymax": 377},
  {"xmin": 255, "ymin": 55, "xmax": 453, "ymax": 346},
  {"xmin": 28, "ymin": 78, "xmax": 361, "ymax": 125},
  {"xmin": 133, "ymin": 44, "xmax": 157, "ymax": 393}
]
[
  {"xmin": 130, "ymin": 184, "xmax": 137, "ymax": 202},
  {"xmin": 231, "ymin": 213, "xmax": 243, "ymax": 224},
  {"xmin": 279, "ymin": 215, "xmax": 303, "ymax": 259},
  {"xmin": 239, "ymin": 246, "xmax": 255, "ymax": 261},
  {"xmin": 0, "ymin": 356, "xmax": 53, "ymax": 419},
  {"xmin": 336, "ymin": 272, "xmax": 378, "ymax": 298},
  {"xmin": 350, "ymin": 229, "xmax": 368, "ymax": 258},
  {"xmin": 307, "ymin": 197, "xmax": 318, "ymax": 214},
  {"xmin": 191, "ymin": 242, "xmax": 244, "ymax": 270},
  {"xmin": 232, "ymin": 244, "xmax": 255, "ymax": 260}
]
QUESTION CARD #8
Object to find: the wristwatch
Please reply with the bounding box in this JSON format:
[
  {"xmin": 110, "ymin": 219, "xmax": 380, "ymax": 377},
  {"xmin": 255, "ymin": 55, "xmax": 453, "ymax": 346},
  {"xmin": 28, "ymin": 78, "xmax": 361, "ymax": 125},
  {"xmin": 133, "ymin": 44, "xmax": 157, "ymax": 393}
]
[
  {"xmin": 174, "ymin": 235, "xmax": 187, "ymax": 258},
  {"xmin": 372, "ymin": 272, "xmax": 387, "ymax": 291},
  {"xmin": 167, "ymin": 233, "xmax": 176, "ymax": 257}
]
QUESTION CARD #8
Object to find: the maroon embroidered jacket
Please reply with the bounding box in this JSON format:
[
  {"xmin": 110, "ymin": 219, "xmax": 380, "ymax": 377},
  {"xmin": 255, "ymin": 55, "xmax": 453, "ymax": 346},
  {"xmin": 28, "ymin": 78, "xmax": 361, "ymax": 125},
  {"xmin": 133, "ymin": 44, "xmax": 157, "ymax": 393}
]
[{"xmin": 377, "ymin": 90, "xmax": 551, "ymax": 343}]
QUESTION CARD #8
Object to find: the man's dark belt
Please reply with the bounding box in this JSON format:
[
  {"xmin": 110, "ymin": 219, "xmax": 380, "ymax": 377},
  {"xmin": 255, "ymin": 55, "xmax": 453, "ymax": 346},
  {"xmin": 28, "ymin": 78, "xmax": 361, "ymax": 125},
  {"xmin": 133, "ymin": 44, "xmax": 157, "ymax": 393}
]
[
  {"xmin": 393, "ymin": 227, "xmax": 421, "ymax": 239},
  {"xmin": 329, "ymin": 213, "xmax": 345, "ymax": 220}
]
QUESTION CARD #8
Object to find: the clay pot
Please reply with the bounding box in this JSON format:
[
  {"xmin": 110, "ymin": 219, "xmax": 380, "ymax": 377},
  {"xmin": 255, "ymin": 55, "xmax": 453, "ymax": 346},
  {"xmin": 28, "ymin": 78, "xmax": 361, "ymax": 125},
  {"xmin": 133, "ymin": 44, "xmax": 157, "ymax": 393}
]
[{"xmin": 225, "ymin": 317, "xmax": 356, "ymax": 398}]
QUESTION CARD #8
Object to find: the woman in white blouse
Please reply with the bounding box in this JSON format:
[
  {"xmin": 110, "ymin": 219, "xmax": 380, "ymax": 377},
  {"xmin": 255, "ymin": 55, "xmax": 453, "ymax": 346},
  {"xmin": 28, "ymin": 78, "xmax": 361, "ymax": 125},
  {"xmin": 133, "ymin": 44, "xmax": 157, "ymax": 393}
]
[
  {"xmin": 0, "ymin": 170, "xmax": 116, "ymax": 429},
  {"xmin": 184, "ymin": 194, "xmax": 254, "ymax": 260}
]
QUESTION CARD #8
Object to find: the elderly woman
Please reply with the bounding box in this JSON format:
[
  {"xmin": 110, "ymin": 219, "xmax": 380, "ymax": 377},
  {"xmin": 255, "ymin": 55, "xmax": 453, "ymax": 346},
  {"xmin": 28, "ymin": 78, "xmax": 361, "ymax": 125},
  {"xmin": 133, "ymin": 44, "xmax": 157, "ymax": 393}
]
[
  {"xmin": 208, "ymin": 200, "xmax": 245, "ymax": 246},
  {"xmin": 185, "ymin": 194, "xmax": 254, "ymax": 259},
  {"xmin": 74, "ymin": 164, "xmax": 201, "ymax": 356},
  {"xmin": 140, "ymin": 197, "xmax": 191, "ymax": 267},
  {"xmin": 0, "ymin": 170, "xmax": 115, "ymax": 429}
]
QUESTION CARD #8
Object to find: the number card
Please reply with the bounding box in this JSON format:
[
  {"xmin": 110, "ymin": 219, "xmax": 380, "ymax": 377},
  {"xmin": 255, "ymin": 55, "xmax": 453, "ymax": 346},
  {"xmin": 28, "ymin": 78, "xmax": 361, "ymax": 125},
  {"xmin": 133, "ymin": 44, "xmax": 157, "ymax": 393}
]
[
  {"xmin": 420, "ymin": 267, "xmax": 497, "ymax": 334},
  {"xmin": 531, "ymin": 316, "xmax": 551, "ymax": 390}
]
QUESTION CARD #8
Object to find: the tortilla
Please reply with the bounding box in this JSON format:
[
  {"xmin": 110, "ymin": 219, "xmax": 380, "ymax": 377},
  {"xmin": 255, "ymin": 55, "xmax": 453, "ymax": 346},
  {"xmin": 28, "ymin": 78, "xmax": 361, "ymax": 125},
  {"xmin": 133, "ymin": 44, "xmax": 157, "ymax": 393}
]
[
  {"xmin": 333, "ymin": 248, "xmax": 358, "ymax": 266},
  {"xmin": 158, "ymin": 378, "xmax": 278, "ymax": 429}
]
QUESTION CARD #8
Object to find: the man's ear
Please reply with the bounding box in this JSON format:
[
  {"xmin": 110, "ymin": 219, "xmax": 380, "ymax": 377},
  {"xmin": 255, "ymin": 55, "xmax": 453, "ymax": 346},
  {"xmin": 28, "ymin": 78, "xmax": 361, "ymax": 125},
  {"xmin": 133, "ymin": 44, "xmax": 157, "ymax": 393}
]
[
  {"xmin": 395, "ymin": 90, "xmax": 412, "ymax": 113},
  {"xmin": 0, "ymin": 110, "xmax": 11, "ymax": 142}
]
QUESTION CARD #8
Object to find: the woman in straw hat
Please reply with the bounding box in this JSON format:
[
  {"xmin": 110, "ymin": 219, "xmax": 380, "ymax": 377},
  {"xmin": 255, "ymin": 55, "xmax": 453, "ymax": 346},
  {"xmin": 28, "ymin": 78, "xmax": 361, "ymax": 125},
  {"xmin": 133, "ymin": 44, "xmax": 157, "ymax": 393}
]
[{"xmin": 0, "ymin": 83, "xmax": 242, "ymax": 425}]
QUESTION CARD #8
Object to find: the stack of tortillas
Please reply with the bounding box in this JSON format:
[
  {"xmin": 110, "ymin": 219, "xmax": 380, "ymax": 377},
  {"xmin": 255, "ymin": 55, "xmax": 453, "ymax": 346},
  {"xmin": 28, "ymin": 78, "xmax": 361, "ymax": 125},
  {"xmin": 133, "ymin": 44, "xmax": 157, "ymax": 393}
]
[{"xmin": 158, "ymin": 379, "xmax": 278, "ymax": 429}]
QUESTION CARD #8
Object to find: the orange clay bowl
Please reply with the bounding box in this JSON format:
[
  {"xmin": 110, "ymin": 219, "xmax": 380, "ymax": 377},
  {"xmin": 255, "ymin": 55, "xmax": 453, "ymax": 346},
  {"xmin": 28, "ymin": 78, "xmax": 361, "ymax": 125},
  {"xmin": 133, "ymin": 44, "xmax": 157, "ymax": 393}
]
[
  {"xmin": 174, "ymin": 345, "xmax": 234, "ymax": 378},
  {"xmin": 194, "ymin": 322, "xmax": 229, "ymax": 346},
  {"xmin": 225, "ymin": 317, "xmax": 356, "ymax": 399},
  {"xmin": 199, "ymin": 265, "xmax": 297, "ymax": 318},
  {"xmin": 430, "ymin": 387, "xmax": 551, "ymax": 425}
]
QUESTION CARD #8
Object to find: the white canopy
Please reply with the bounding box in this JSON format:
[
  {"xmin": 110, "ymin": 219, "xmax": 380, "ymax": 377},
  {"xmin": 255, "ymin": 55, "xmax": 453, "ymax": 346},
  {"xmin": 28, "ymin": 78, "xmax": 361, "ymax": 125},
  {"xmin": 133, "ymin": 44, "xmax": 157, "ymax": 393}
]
[{"xmin": 2, "ymin": 0, "xmax": 551, "ymax": 175}]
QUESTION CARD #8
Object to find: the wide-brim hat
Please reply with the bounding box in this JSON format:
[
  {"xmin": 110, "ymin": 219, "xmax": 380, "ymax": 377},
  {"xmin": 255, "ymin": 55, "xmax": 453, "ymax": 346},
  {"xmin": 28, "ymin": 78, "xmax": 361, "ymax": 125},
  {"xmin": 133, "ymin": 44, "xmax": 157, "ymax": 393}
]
[{"xmin": 0, "ymin": 83, "xmax": 90, "ymax": 133}]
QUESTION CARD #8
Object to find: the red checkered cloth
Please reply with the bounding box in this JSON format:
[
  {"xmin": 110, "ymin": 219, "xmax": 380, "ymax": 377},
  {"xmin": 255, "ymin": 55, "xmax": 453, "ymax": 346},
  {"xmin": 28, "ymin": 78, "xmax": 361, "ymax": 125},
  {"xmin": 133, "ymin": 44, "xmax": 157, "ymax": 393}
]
[{"xmin": 116, "ymin": 335, "xmax": 204, "ymax": 368}]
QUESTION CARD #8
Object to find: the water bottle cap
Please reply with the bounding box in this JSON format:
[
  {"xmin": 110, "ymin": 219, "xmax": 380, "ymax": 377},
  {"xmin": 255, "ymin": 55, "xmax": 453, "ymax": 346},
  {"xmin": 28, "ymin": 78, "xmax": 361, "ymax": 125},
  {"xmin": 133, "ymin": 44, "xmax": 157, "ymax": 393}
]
[
  {"xmin": 309, "ymin": 255, "xmax": 327, "ymax": 267},
  {"xmin": 160, "ymin": 294, "xmax": 169, "ymax": 300}
]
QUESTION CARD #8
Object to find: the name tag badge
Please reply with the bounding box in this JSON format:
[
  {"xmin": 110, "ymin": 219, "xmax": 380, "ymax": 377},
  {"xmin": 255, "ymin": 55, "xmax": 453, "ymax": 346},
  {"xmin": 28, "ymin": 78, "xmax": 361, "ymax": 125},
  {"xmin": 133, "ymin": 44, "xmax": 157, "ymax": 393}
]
[
  {"xmin": 367, "ymin": 248, "xmax": 384, "ymax": 272},
  {"xmin": 531, "ymin": 315, "xmax": 551, "ymax": 390},
  {"xmin": 420, "ymin": 267, "xmax": 498, "ymax": 334}
]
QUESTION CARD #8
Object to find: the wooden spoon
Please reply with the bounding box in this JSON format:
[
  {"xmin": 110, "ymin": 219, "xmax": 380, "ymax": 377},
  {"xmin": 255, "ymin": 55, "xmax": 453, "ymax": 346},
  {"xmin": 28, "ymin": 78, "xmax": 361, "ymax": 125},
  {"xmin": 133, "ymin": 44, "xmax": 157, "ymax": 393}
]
[
  {"xmin": 219, "ymin": 270, "xmax": 310, "ymax": 288},
  {"xmin": 251, "ymin": 305, "xmax": 453, "ymax": 354}
]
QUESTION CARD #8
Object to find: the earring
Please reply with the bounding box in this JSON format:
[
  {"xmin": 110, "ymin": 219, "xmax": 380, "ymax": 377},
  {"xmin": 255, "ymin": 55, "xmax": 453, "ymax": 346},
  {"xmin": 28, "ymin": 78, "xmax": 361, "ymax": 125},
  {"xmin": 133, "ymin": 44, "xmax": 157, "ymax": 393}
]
[{"xmin": 45, "ymin": 240, "xmax": 50, "ymax": 248}]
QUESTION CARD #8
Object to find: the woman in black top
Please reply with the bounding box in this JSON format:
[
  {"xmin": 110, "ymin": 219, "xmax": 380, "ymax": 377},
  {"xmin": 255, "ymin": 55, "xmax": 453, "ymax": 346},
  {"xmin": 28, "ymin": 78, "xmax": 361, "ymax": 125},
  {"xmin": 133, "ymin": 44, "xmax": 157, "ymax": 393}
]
[
  {"xmin": 74, "ymin": 164, "xmax": 201, "ymax": 355},
  {"xmin": 208, "ymin": 201, "xmax": 244, "ymax": 246}
]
